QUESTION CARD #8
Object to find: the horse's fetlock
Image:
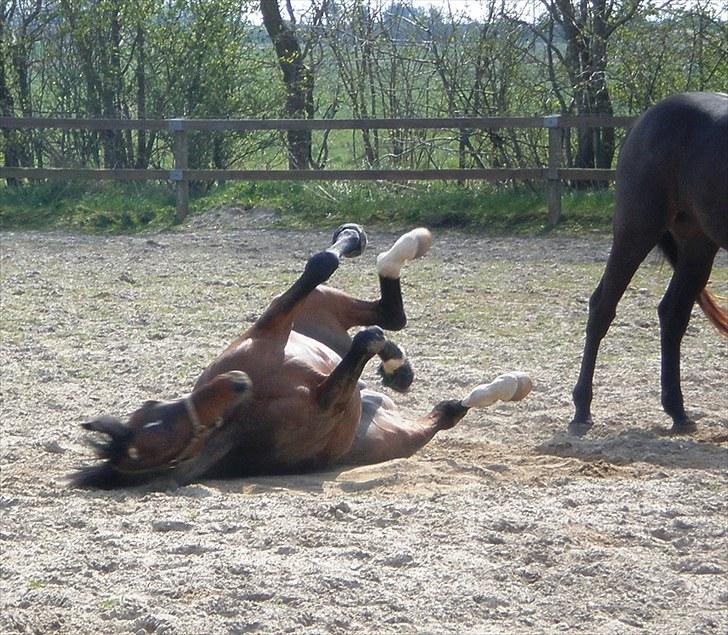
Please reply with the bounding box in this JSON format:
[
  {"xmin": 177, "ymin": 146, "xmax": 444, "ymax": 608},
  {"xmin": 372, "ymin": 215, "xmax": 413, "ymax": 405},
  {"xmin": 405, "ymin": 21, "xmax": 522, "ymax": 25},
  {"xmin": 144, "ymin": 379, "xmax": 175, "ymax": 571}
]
[
  {"xmin": 377, "ymin": 306, "xmax": 407, "ymax": 331},
  {"xmin": 305, "ymin": 251, "xmax": 339, "ymax": 283}
]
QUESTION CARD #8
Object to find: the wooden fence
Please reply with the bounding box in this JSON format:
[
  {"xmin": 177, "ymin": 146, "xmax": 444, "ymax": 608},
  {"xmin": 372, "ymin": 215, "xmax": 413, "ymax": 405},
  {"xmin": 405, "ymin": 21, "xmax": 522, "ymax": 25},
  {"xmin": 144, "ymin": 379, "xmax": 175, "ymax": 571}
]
[{"xmin": 0, "ymin": 115, "xmax": 637, "ymax": 225}]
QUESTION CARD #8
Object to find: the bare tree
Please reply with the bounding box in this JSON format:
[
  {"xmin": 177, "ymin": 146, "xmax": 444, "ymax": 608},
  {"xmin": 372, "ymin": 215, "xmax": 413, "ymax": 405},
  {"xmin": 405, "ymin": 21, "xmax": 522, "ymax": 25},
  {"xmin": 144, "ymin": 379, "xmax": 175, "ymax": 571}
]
[
  {"xmin": 537, "ymin": 0, "xmax": 642, "ymax": 183},
  {"xmin": 260, "ymin": 0, "xmax": 323, "ymax": 169}
]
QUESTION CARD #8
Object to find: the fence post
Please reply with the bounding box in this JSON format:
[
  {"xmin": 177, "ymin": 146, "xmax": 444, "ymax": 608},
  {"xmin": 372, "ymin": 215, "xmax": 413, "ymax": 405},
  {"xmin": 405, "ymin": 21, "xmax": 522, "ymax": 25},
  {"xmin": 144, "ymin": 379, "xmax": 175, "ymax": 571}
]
[
  {"xmin": 169, "ymin": 119, "xmax": 189, "ymax": 222},
  {"xmin": 544, "ymin": 115, "xmax": 562, "ymax": 226}
]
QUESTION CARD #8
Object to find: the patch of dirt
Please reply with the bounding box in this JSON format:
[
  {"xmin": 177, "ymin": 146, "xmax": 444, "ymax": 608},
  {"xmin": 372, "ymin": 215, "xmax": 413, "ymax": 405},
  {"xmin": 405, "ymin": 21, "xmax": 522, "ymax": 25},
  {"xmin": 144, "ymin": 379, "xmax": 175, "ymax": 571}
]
[{"xmin": 1, "ymin": 209, "xmax": 726, "ymax": 634}]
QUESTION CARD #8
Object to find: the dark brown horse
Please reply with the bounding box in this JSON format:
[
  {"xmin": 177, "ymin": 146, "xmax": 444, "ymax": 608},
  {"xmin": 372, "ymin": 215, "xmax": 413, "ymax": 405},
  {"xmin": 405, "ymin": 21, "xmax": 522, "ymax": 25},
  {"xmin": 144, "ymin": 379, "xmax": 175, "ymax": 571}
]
[
  {"xmin": 74, "ymin": 225, "xmax": 531, "ymax": 488},
  {"xmin": 571, "ymin": 92, "xmax": 727, "ymax": 435}
]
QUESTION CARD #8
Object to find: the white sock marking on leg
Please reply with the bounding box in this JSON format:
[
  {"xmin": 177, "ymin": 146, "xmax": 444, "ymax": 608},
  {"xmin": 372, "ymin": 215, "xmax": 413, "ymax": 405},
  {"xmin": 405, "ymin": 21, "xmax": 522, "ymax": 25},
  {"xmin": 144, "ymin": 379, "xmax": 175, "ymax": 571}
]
[
  {"xmin": 376, "ymin": 228, "xmax": 432, "ymax": 278},
  {"xmin": 461, "ymin": 372, "xmax": 532, "ymax": 409}
]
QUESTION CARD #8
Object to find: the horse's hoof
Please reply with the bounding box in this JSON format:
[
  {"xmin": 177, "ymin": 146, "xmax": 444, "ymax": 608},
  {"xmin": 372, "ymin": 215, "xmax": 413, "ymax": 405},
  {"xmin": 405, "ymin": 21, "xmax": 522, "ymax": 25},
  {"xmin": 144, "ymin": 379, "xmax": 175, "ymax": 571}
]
[
  {"xmin": 378, "ymin": 359, "xmax": 414, "ymax": 392},
  {"xmin": 568, "ymin": 417, "xmax": 593, "ymax": 437},
  {"xmin": 670, "ymin": 418, "xmax": 697, "ymax": 435},
  {"xmin": 331, "ymin": 223, "xmax": 367, "ymax": 258}
]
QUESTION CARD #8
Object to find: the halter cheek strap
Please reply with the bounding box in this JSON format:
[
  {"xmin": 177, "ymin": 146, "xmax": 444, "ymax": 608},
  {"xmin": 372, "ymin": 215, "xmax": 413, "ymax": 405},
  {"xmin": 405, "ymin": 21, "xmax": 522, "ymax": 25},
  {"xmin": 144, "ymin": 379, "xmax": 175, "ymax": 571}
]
[
  {"xmin": 184, "ymin": 394, "xmax": 205, "ymax": 438},
  {"xmin": 173, "ymin": 395, "xmax": 224, "ymax": 466}
]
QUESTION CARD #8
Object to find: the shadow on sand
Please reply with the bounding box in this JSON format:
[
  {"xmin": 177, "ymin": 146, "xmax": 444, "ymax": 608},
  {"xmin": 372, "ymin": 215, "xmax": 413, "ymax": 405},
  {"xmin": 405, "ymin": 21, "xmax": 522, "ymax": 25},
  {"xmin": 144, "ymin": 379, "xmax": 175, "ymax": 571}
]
[{"xmin": 536, "ymin": 427, "xmax": 728, "ymax": 471}]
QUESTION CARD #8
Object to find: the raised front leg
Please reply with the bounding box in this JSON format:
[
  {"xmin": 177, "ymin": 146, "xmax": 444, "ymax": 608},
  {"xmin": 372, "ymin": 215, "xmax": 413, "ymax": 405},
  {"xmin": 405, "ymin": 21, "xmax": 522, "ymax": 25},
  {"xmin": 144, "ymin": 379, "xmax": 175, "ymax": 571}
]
[
  {"xmin": 316, "ymin": 326, "xmax": 385, "ymax": 410},
  {"xmin": 247, "ymin": 225, "xmax": 367, "ymax": 341}
]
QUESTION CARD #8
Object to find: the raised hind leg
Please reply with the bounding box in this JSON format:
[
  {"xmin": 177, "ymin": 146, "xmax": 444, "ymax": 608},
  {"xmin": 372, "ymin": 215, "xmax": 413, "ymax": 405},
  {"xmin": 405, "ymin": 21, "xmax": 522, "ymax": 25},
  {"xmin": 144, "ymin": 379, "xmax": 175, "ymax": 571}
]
[
  {"xmin": 340, "ymin": 372, "xmax": 532, "ymax": 466},
  {"xmin": 294, "ymin": 227, "xmax": 432, "ymax": 392},
  {"xmin": 657, "ymin": 233, "xmax": 718, "ymax": 432},
  {"xmin": 251, "ymin": 224, "xmax": 366, "ymax": 338},
  {"xmin": 196, "ymin": 224, "xmax": 368, "ymax": 387}
]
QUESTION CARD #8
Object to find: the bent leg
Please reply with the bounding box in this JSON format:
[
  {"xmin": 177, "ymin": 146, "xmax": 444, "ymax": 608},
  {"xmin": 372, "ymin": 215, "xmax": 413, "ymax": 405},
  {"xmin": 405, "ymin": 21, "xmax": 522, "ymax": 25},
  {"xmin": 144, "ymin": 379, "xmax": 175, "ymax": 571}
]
[
  {"xmin": 316, "ymin": 327, "xmax": 385, "ymax": 410},
  {"xmin": 339, "ymin": 373, "xmax": 532, "ymax": 467},
  {"xmin": 294, "ymin": 228, "xmax": 432, "ymax": 391}
]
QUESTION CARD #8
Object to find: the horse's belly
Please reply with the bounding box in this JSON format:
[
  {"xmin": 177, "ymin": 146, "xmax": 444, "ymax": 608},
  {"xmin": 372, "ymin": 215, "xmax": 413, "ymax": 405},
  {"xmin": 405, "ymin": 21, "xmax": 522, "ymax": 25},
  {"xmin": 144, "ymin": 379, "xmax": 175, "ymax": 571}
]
[{"xmin": 283, "ymin": 331, "xmax": 341, "ymax": 374}]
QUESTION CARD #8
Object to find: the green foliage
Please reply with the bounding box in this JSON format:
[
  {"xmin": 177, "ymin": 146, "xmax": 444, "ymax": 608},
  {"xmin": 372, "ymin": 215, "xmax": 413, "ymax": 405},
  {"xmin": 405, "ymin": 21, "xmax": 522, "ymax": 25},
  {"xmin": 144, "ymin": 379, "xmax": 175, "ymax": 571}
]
[
  {"xmin": 192, "ymin": 180, "xmax": 615, "ymax": 236},
  {"xmin": 0, "ymin": 181, "xmax": 177, "ymax": 232},
  {"xmin": 1, "ymin": 180, "xmax": 613, "ymax": 235}
]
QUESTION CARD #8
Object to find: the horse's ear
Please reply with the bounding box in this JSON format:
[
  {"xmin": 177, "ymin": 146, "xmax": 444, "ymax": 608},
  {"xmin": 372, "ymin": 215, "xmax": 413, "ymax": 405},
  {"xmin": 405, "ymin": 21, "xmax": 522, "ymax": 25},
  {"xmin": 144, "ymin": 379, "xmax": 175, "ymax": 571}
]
[
  {"xmin": 82, "ymin": 415, "xmax": 127, "ymax": 437},
  {"xmin": 82, "ymin": 416, "xmax": 131, "ymax": 460}
]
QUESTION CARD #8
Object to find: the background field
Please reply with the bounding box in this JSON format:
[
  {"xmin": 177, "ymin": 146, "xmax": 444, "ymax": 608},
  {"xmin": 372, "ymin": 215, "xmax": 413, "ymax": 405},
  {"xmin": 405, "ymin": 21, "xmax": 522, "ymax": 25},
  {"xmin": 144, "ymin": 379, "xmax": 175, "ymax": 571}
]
[{"xmin": 1, "ymin": 213, "xmax": 726, "ymax": 634}]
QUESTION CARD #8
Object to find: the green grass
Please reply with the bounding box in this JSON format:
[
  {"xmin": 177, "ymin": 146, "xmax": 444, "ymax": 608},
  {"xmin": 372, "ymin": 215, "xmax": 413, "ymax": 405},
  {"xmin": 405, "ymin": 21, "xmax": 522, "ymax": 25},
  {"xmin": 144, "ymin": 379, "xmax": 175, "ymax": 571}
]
[
  {"xmin": 0, "ymin": 181, "xmax": 177, "ymax": 232},
  {"xmin": 0, "ymin": 179, "xmax": 616, "ymax": 235}
]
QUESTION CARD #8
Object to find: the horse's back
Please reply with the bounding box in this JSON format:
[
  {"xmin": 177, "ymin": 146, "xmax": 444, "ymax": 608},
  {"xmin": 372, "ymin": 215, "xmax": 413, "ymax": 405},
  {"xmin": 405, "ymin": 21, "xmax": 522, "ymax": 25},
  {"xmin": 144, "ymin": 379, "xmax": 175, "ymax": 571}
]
[{"xmin": 617, "ymin": 92, "xmax": 728, "ymax": 247}]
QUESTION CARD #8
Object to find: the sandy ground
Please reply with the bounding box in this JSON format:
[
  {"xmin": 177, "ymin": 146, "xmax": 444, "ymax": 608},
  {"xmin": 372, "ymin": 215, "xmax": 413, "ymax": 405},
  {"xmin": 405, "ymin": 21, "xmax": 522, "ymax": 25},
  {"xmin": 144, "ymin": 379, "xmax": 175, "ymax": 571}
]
[{"xmin": 1, "ymin": 207, "xmax": 727, "ymax": 634}]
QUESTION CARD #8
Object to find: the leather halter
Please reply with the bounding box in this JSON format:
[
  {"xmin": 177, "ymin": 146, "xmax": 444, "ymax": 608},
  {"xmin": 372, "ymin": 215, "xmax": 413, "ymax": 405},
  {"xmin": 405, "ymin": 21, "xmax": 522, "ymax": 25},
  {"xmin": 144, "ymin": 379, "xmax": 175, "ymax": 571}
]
[
  {"xmin": 171, "ymin": 394, "xmax": 224, "ymax": 466},
  {"xmin": 184, "ymin": 394, "xmax": 205, "ymax": 438}
]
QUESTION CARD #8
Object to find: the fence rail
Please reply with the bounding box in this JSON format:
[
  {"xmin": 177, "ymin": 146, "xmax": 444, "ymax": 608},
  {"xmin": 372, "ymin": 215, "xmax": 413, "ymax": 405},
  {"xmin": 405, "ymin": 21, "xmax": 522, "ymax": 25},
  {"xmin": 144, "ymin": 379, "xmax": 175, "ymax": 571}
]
[{"xmin": 0, "ymin": 115, "xmax": 638, "ymax": 224}]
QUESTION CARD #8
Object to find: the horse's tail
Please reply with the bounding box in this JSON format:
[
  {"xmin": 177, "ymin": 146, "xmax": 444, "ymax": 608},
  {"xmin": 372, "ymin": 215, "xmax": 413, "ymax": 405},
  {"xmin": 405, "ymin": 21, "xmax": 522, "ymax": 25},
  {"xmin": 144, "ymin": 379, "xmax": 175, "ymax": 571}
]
[{"xmin": 658, "ymin": 232, "xmax": 728, "ymax": 336}]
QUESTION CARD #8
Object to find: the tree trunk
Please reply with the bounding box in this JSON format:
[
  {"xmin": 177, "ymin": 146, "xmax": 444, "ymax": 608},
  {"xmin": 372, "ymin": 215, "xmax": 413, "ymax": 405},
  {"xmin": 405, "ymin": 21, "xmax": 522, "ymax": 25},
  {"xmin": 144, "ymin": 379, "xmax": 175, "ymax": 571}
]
[
  {"xmin": 260, "ymin": 0, "xmax": 312, "ymax": 169},
  {"xmin": 0, "ymin": 13, "xmax": 21, "ymax": 186},
  {"xmin": 544, "ymin": 0, "xmax": 620, "ymax": 188},
  {"xmin": 135, "ymin": 24, "xmax": 148, "ymax": 169}
]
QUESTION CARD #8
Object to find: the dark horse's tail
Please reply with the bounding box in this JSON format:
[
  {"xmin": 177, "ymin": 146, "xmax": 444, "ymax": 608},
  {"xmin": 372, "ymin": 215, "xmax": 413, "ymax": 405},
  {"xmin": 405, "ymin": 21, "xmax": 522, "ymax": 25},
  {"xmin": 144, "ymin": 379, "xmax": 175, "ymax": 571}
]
[{"xmin": 658, "ymin": 232, "xmax": 728, "ymax": 335}]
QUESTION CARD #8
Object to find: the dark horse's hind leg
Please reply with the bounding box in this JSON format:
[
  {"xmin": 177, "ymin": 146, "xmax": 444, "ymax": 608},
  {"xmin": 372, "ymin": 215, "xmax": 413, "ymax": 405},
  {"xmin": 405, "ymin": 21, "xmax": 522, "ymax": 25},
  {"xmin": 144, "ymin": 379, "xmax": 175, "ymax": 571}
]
[{"xmin": 657, "ymin": 234, "xmax": 718, "ymax": 432}]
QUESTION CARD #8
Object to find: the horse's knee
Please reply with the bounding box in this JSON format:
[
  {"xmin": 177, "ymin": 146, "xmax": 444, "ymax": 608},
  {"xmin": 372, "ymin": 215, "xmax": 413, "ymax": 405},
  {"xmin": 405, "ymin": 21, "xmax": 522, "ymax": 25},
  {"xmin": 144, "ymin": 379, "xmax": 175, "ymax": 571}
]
[
  {"xmin": 586, "ymin": 287, "xmax": 616, "ymax": 341},
  {"xmin": 351, "ymin": 326, "xmax": 386, "ymax": 356}
]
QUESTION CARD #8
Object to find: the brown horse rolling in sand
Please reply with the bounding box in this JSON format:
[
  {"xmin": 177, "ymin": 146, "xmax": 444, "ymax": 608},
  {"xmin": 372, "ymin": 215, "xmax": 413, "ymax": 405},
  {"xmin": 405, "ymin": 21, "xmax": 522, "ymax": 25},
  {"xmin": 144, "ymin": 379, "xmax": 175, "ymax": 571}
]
[
  {"xmin": 571, "ymin": 92, "xmax": 727, "ymax": 435},
  {"xmin": 74, "ymin": 226, "xmax": 532, "ymax": 488}
]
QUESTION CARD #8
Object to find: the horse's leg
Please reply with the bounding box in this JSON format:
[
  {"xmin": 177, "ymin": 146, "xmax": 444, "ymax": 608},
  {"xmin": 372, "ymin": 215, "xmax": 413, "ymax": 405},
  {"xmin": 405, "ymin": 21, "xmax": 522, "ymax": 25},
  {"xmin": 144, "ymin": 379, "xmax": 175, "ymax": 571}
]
[
  {"xmin": 251, "ymin": 224, "xmax": 366, "ymax": 338},
  {"xmin": 340, "ymin": 373, "xmax": 532, "ymax": 466},
  {"xmin": 570, "ymin": 174, "xmax": 671, "ymax": 434},
  {"xmin": 316, "ymin": 326, "xmax": 385, "ymax": 410},
  {"xmin": 657, "ymin": 233, "xmax": 718, "ymax": 432},
  {"xmin": 294, "ymin": 227, "xmax": 432, "ymax": 391}
]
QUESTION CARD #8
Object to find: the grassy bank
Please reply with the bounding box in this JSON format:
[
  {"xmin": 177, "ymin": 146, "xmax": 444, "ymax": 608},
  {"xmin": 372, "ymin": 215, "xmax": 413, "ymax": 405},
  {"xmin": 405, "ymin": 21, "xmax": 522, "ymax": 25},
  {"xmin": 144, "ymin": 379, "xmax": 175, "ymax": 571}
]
[{"xmin": 0, "ymin": 180, "xmax": 615, "ymax": 235}]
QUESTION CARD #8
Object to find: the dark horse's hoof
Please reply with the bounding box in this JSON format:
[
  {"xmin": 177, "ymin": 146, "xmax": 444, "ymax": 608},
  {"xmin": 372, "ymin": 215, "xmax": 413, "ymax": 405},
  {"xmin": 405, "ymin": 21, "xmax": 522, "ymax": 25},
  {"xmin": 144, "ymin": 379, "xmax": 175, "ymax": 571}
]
[
  {"xmin": 670, "ymin": 418, "xmax": 697, "ymax": 435},
  {"xmin": 568, "ymin": 418, "xmax": 593, "ymax": 437},
  {"xmin": 332, "ymin": 223, "xmax": 367, "ymax": 258}
]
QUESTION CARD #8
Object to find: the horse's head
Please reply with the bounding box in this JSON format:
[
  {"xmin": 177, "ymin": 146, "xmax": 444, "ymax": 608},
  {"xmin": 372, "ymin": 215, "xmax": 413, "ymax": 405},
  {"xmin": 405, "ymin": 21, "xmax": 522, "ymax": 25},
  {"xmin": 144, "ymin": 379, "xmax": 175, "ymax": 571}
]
[{"xmin": 74, "ymin": 371, "xmax": 251, "ymax": 488}]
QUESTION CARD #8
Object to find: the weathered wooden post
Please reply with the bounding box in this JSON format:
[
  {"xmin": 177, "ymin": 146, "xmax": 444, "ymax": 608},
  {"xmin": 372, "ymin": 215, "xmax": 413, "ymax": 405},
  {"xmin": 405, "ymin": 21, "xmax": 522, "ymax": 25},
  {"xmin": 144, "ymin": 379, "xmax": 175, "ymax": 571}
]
[
  {"xmin": 169, "ymin": 119, "xmax": 189, "ymax": 222},
  {"xmin": 544, "ymin": 115, "xmax": 562, "ymax": 226}
]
